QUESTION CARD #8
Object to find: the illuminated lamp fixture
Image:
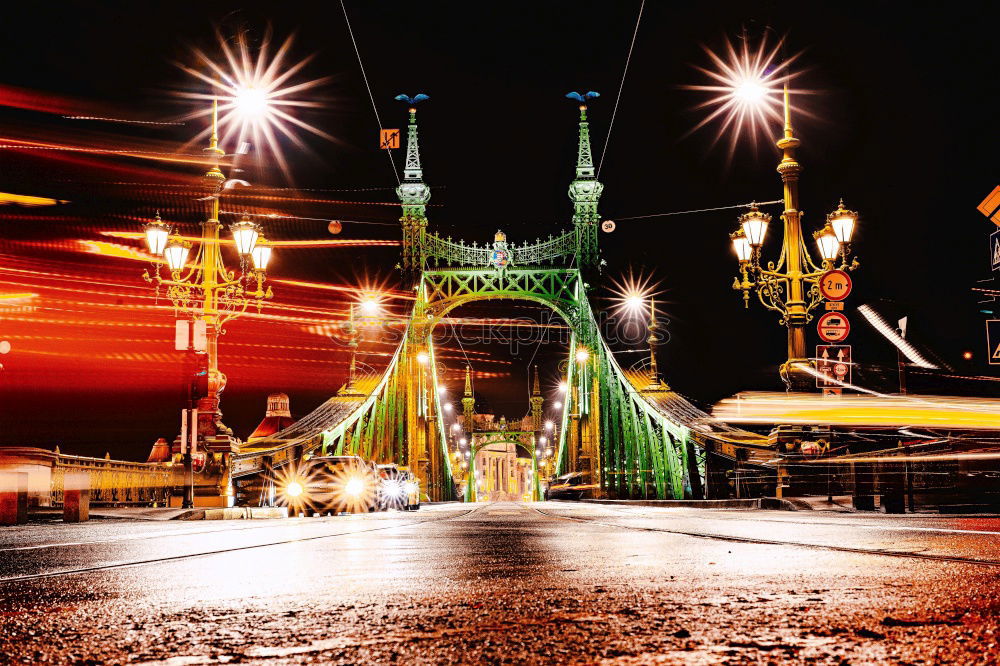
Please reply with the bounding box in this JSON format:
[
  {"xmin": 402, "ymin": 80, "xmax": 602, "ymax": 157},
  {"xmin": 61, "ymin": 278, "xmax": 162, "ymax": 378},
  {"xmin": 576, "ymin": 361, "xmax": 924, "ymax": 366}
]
[
  {"xmin": 250, "ymin": 237, "xmax": 272, "ymax": 272},
  {"xmin": 144, "ymin": 211, "xmax": 170, "ymax": 255},
  {"xmin": 828, "ymin": 199, "xmax": 858, "ymax": 244},
  {"xmin": 739, "ymin": 204, "xmax": 770, "ymax": 247},
  {"xmin": 813, "ymin": 224, "xmax": 841, "ymax": 263},
  {"xmin": 230, "ymin": 213, "xmax": 260, "ymax": 255},
  {"xmin": 730, "ymin": 229, "xmax": 752, "ymax": 264},
  {"xmin": 163, "ymin": 237, "xmax": 191, "ymax": 272}
]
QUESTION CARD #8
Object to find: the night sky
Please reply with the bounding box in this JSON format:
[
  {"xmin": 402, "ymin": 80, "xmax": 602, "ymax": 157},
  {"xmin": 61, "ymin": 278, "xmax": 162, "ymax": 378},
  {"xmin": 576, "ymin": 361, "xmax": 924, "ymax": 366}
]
[{"xmin": 0, "ymin": 1, "xmax": 996, "ymax": 459}]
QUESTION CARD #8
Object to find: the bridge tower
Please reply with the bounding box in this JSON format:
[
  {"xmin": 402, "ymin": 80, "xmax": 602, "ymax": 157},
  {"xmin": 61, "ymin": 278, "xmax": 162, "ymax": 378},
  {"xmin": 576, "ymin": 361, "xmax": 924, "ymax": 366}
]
[
  {"xmin": 567, "ymin": 94, "xmax": 605, "ymax": 275},
  {"xmin": 462, "ymin": 364, "xmax": 475, "ymax": 431},
  {"xmin": 396, "ymin": 95, "xmax": 431, "ymax": 284},
  {"xmin": 529, "ymin": 366, "xmax": 544, "ymax": 431}
]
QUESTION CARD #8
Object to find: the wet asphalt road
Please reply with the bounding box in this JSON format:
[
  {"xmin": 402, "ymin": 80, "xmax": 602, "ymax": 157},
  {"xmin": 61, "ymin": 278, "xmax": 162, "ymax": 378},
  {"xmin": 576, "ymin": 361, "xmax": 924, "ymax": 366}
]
[{"xmin": 1, "ymin": 502, "xmax": 999, "ymax": 664}]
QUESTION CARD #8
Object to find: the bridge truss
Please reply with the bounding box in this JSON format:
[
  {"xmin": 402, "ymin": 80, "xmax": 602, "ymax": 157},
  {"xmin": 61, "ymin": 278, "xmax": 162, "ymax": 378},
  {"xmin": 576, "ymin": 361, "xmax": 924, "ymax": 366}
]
[{"xmin": 230, "ymin": 94, "xmax": 768, "ymax": 504}]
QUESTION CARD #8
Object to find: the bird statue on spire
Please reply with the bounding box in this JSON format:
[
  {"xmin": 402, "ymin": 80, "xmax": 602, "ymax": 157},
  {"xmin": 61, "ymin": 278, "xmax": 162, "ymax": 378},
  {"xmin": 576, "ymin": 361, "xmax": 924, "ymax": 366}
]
[
  {"xmin": 394, "ymin": 93, "xmax": 430, "ymax": 105},
  {"xmin": 565, "ymin": 91, "xmax": 600, "ymax": 104}
]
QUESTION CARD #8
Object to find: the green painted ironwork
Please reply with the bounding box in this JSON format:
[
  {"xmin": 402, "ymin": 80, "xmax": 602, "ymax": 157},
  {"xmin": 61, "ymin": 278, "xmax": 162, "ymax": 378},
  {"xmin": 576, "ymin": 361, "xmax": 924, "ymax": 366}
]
[{"xmin": 230, "ymin": 92, "xmax": 773, "ymax": 507}]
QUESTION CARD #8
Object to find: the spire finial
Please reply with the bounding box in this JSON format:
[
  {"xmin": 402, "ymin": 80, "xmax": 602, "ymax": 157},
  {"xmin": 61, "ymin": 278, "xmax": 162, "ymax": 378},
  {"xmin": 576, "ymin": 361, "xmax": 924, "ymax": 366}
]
[
  {"xmin": 464, "ymin": 364, "xmax": 472, "ymax": 396},
  {"xmin": 394, "ymin": 94, "xmax": 431, "ymax": 221},
  {"xmin": 566, "ymin": 91, "xmax": 604, "ymax": 269},
  {"xmin": 532, "ymin": 365, "xmax": 541, "ymax": 396}
]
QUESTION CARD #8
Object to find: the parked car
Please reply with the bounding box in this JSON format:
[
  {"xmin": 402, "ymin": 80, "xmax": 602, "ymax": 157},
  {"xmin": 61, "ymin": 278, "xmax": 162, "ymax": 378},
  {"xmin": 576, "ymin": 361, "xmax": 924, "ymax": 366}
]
[{"xmin": 544, "ymin": 472, "xmax": 597, "ymax": 500}]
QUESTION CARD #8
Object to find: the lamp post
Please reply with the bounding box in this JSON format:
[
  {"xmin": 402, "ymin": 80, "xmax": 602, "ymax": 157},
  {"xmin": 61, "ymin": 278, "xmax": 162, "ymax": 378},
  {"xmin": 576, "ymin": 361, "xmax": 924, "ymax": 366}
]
[
  {"xmin": 730, "ymin": 85, "xmax": 859, "ymax": 390},
  {"xmin": 143, "ymin": 97, "xmax": 274, "ymax": 455}
]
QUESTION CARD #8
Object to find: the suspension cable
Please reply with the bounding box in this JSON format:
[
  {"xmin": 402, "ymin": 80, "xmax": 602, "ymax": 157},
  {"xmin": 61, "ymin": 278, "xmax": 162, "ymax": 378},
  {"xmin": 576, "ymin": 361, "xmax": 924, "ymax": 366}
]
[
  {"xmin": 597, "ymin": 0, "xmax": 645, "ymax": 178},
  {"xmin": 339, "ymin": 0, "xmax": 400, "ymax": 186}
]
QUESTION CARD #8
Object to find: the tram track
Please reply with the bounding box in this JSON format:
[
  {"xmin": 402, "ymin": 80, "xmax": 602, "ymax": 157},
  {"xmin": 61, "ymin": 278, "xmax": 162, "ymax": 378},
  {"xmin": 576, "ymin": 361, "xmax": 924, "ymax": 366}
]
[
  {"xmin": 0, "ymin": 505, "xmax": 482, "ymax": 585},
  {"xmin": 532, "ymin": 505, "xmax": 1000, "ymax": 568}
]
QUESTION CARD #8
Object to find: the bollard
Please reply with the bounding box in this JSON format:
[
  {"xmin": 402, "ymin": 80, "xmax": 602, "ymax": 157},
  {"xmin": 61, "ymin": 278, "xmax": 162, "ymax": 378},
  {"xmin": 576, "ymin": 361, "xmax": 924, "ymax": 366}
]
[
  {"xmin": 63, "ymin": 472, "xmax": 90, "ymax": 523},
  {"xmin": 0, "ymin": 472, "xmax": 29, "ymax": 526}
]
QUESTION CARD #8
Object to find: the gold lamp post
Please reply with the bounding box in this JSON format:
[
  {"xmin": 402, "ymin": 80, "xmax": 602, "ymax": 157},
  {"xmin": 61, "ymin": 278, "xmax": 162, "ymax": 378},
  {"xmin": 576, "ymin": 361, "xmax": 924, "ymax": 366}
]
[
  {"xmin": 730, "ymin": 84, "xmax": 859, "ymax": 390},
  {"xmin": 143, "ymin": 98, "xmax": 274, "ymax": 452}
]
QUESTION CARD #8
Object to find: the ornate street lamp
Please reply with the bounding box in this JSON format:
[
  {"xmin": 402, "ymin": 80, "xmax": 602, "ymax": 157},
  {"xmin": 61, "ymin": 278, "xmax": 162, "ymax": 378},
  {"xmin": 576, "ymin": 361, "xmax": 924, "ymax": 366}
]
[
  {"xmin": 143, "ymin": 97, "xmax": 274, "ymax": 451},
  {"xmin": 828, "ymin": 199, "xmax": 858, "ymax": 247},
  {"xmin": 250, "ymin": 237, "xmax": 272, "ymax": 272},
  {"xmin": 813, "ymin": 224, "xmax": 841, "ymax": 263},
  {"xmin": 728, "ymin": 84, "xmax": 860, "ymax": 390},
  {"xmin": 144, "ymin": 212, "xmax": 170, "ymax": 256}
]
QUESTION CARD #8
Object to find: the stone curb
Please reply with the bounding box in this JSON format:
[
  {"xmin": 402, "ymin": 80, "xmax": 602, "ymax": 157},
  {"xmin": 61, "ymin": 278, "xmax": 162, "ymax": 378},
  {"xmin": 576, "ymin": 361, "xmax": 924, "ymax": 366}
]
[
  {"xmin": 177, "ymin": 507, "xmax": 289, "ymax": 520},
  {"xmin": 568, "ymin": 498, "xmax": 801, "ymax": 510}
]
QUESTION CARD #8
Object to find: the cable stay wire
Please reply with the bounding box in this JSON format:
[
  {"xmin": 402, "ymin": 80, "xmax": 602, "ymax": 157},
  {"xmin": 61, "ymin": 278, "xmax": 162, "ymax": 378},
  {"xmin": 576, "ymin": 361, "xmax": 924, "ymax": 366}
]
[
  {"xmin": 597, "ymin": 0, "xmax": 645, "ymax": 178},
  {"xmin": 612, "ymin": 199, "xmax": 784, "ymax": 222},
  {"xmin": 339, "ymin": 0, "xmax": 400, "ymax": 187}
]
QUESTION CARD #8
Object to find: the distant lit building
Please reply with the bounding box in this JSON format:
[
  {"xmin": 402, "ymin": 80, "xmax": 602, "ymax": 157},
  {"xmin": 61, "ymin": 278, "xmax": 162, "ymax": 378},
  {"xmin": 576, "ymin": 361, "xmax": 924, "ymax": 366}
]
[{"xmin": 248, "ymin": 393, "xmax": 297, "ymax": 442}]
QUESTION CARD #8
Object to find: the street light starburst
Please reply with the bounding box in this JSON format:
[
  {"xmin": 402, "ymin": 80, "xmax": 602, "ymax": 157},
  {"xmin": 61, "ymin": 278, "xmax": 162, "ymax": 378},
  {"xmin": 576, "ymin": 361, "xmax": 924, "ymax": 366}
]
[
  {"xmin": 682, "ymin": 33, "xmax": 805, "ymax": 158},
  {"xmin": 608, "ymin": 270, "xmax": 661, "ymax": 316},
  {"xmin": 176, "ymin": 28, "xmax": 332, "ymax": 178}
]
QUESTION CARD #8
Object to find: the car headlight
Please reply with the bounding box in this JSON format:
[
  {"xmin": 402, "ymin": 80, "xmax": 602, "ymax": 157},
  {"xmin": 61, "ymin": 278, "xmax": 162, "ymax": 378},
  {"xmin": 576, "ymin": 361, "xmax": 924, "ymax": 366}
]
[
  {"xmin": 345, "ymin": 477, "xmax": 365, "ymax": 497},
  {"xmin": 404, "ymin": 481, "xmax": 419, "ymax": 494},
  {"xmin": 285, "ymin": 481, "xmax": 304, "ymax": 498},
  {"xmin": 383, "ymin": 479, "xmax": 405, "ymax": 499}
]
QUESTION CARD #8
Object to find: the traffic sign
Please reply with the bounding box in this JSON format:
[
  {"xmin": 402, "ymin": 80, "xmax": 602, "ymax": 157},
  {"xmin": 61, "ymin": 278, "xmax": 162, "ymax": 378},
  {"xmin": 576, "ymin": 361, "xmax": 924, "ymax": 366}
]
[
  {"xmin": 825, "ymin": 301, "xmax": 844, "ymax": 311},
  {"xmin": 988, "ymin": 320, "xmax": 1000, "ymax": 365},
  {"xmin": 817, "ymin": 312, "xmax": 851, "ymax": 342},
  {"xmin": 601, "ymin": 220, "xmax": 616, "ymax": 233},
  {"xmin": 819, "ymin": 269, "xmax": 852, "ymax": 301},
  {"xmin": 379, "ymin": 128, "xmax": 400, "ymax": 150},
  {"xmin": 978, "ymin": 185, "xmax": 1000, "ymax": 227},
  {"xmin": 816, "ymin": 345, "xmax": 852, "ymax": 388},
  {"xmin": 991, "ymin": 229, "xmax": 1000, "ymax": 272}
]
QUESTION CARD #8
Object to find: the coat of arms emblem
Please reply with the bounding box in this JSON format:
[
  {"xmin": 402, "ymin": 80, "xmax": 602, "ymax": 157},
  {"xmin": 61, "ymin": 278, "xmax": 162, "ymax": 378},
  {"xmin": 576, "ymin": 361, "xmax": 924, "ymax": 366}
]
[{"xmin": 489, "ymin": 230, "xmax": 513, "ymax": 271}]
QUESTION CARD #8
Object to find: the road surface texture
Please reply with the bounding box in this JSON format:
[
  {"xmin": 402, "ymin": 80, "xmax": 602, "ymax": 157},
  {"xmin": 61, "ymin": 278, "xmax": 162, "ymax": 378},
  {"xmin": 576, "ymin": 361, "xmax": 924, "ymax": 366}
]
[{"xmin": 2, "ymin": 501, "xmax": 999, "ymax": 664}]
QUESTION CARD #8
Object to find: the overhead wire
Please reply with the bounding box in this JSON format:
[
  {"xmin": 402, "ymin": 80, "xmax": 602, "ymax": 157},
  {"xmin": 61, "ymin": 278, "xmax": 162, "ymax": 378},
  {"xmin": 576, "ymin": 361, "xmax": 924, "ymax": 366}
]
[
  {"xmin": 339, "ymin": 0, "xmax": 400, "ymax": 186},
  {"xmin": 612, "ymin": 199, "xmax": 783, "ymax": 222},
  {"xmin": 597, "ymin": 0, "xmax": 645, "ymax": 178}
]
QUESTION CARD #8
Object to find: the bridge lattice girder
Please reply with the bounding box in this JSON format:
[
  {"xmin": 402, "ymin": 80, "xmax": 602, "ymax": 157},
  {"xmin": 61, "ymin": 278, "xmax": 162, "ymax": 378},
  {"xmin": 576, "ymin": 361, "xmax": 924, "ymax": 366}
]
[{"xmin": 230, "ymin": 258, "xmax": 767, "ymax": 503}]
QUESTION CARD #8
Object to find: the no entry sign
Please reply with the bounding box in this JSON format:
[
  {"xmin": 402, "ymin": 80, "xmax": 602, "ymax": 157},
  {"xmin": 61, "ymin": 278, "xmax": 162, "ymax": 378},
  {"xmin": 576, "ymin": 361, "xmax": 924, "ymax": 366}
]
[
  {"xmin": 819, "ymin": 269, "xmax": 852, "ymax": 301},
  {"xmin": 817, "ymin": 311, "xmax": 851, "ymax": 342}
]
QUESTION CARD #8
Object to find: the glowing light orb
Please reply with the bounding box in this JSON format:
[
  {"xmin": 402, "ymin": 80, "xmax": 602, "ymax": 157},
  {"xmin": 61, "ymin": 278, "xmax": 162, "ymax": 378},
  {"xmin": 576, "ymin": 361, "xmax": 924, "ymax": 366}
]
[
  {"xmin": 682, "ymin": 33, "xmax": 805, "ymax": 158},
  {"xmin": 733, "ymin": 79, "xmax": 766, "ymax": 103},
  {"xmin": 234, "ymin": 86, "xmax": 268, "ymax": 119},
  {"xmin": 285, "ymin": 481, "xmax": 304, "ymax": 498},
  {"xmin": 328, "ymin": 220, "xmax": 342, "ymax": 235},
  {"xmin": 359, "ymin": 298, "xmax": 379, "ymax": 317},
  {"xmin": 609, "ymin": 271, "xmax": 660, "ymax": 317},
  {"xmin": 177, "ymin": 29, "xmax": 332, "ymax": 179},
  {"xmin": 345, "ymin": 477, "xmax": 364, "ymax": 497}
]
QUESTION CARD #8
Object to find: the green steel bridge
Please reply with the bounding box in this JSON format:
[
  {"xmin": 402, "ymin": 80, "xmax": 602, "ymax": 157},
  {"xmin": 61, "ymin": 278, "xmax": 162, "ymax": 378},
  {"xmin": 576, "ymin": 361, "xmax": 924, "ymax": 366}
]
[{"xmin": 231, "ymin": 95, "xmax": 768, "ymax": 503}]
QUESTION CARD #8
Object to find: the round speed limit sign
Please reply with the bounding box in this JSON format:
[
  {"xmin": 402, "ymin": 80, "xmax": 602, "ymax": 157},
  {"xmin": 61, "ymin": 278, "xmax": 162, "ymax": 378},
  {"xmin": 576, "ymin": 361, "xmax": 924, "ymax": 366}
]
[
  {"xmin": 819, "ymin": 269, "xmax": 852, "ymax": 301},
  {"xmin": 601, "ymin": 220, "xmax": 616, "ymax": 233}
]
